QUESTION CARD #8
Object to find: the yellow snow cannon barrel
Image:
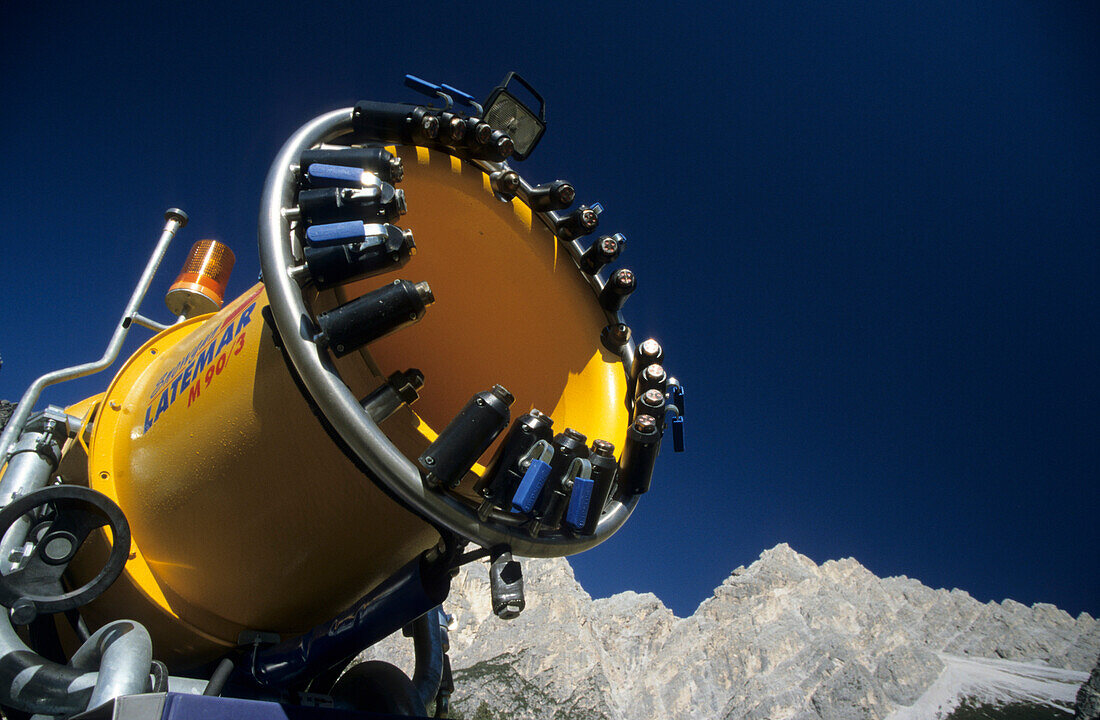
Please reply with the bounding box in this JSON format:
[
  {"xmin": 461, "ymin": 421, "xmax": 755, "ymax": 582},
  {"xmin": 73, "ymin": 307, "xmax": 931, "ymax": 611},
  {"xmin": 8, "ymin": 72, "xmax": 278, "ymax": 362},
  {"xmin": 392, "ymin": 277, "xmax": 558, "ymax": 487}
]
[{"xmin": 68, "ymin": 104, "xmax": 671, "ymax": 670}]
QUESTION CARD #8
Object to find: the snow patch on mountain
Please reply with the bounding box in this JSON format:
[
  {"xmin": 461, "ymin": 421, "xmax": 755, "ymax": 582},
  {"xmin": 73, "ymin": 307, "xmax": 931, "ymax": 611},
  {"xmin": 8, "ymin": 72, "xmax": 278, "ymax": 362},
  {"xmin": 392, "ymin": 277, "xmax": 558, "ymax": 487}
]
[{"xmin": 888, "ymin": 654, "xmax": 1086, "ymax": 719}]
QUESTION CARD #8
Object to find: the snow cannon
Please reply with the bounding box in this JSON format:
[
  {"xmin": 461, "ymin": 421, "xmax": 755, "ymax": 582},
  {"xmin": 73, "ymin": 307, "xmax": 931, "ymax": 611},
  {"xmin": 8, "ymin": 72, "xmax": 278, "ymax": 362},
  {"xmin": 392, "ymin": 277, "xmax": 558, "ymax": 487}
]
[{"xmin": 0, "ymin": 73, "xmax": 684, "ymax": 718}]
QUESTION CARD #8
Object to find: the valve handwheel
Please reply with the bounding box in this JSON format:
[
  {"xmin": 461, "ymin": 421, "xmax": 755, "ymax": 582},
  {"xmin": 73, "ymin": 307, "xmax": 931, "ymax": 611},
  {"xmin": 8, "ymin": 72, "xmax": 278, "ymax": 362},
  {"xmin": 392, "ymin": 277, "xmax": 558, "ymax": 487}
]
[{"xmin": 0, "ymin": 485, "xmax": 130, "ymax": 624}]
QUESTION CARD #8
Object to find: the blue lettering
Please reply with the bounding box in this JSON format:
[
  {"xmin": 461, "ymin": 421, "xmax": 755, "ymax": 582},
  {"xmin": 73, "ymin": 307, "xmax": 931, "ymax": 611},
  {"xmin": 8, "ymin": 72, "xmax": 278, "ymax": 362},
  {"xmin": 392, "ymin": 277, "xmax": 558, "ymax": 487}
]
[
  {"xmin": 152, "ymin": 390, "xmax": 170, "ymax": 425},
  {"xmin": 216, "ymin": 326, "xmax": 235, "ymax": 355},
  {"xmin": 236, "ymin": 304, "xmax": 255, "ymax": 335}
]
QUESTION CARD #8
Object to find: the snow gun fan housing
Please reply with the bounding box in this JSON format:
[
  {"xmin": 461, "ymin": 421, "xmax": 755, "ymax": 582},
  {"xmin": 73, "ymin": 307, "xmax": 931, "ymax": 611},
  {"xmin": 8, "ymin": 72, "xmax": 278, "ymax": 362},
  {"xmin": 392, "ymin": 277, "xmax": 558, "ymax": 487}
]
[{"xmin": 0, "ymin": 73, "xmax": 683, "ymax": 718}]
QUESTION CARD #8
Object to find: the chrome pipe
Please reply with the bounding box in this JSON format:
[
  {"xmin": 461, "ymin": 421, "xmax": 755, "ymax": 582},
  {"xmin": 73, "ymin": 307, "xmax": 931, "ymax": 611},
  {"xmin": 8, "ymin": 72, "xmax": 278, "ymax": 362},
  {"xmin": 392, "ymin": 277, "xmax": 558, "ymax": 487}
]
[
  {"xmin": 0, "ymin": 210, "xmax": 188, "ymax": 465},
  {"xmin": 0, "ymin": 616, "xmax": 152, "ymax": 715},
  {"xmin": 68, "ymin": 621, "xmax": 153, "ymax": 711},
  {"xmin": 130, "ymin": 313, "xmax": 170, "ymax": 333}
]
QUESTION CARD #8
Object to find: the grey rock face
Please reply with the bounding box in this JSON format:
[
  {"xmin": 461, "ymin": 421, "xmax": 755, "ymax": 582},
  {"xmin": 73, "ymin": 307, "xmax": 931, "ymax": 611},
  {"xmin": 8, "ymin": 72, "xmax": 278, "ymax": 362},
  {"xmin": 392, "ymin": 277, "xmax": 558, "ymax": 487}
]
[
  {"xmin": 1078, "ymin": 654, "xmax": 1100, "ymax": 720},
  {"xmin": 361, "ymin": 544, "xmax": 1099, "ymax": 720},
  {"xmin": 0, "ymin": 399, "xmax": 14, "ymax": 431}
]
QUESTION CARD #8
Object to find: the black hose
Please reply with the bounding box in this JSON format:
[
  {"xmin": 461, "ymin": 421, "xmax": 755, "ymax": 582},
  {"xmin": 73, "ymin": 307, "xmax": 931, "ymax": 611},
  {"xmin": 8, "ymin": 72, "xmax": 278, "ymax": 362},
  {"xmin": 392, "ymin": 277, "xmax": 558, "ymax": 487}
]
[
  {"xmin": 410, "ymin": 609, "xmax": 443, "ymax": 710},
  {"xmin": 65, "ymin": 609, "xmax": 90, "ymax": 643},
  {"xmin": 203, "ymin": 658, "xmax": 235, "ymax": 696}
]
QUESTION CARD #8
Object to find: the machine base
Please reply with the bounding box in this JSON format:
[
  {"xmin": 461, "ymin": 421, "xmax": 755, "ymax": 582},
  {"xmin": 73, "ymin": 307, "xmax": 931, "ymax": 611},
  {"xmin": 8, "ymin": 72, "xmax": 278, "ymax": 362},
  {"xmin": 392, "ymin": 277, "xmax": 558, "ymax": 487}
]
[{"xmin": 73, "ymin": 693, "xmax": 432, "ymax": 720}]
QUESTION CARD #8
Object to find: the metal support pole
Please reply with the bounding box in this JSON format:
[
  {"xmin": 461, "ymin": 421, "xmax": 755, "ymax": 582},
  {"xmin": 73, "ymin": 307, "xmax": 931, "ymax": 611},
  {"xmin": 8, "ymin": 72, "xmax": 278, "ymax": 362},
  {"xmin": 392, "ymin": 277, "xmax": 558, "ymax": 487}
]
[{"xmin": 0, "ymin": 209, "xmax": 188, "ymax": 465}]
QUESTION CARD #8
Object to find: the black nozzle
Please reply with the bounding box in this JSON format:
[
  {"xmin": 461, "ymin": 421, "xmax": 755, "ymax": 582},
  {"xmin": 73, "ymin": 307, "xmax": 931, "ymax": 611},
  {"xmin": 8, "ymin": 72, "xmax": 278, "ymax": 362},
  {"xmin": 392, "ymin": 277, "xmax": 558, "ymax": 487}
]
[
  {"xmin": 353, "ymin": 101, "xmax": 439, "ymax": 144},
  {"xmin": 476, "ymin": 410, "xmax": 554, "ymax": 504},
  {"xmin": 527, "ymin": 180, "xmax": 575, "ymax": 212},
  {"xmin": 554, "ymin": 205, "xmax": 600, "ymax": 242},
  {"xmin": 297, "ymin": 185, "xmax": 405, "ymax": 228},
  {"xmin": 535, "ymin": 428, "xmax": 588, "ymax": 519},
  {"xmin": 620, "ymin": 414, "xmax": 661, "ymax": 495},
  {"xmin": 316, "ymin": 279, "xmax": 433, "ymax": 357},
  {"xmin": 634, "ymin": 338, "xmax": 664, "ymax": 375},
  {"xmin": 439, "ymin": 112, "xmax": 467, "ymax": 145},
  {"xmin": 419, "ymin": 385, "xmax": 515, "ymax": 489},
  {"xmin": 579, "ymin": 234, "xmax": 625, "ymax": 275},
  {"xmin": 466, "ymin": 118, "xmax": 494, "ymax": 147},
  {"xmin": 303, "ymin": 225, "xmax": 416, "ymax": 289},
  {"xmin": 636, "ymin": 363, "xmax": 668, "ymax": 397},
  {"xmin": 635, "ymin": 388, "xmax": 667, "ymax": 424},
  {"xmin": 299, "ymin": 147, "xmax": 404, "ymax": 185},
  {"xmin": 599, "ymin": 268, "xmax": 636, "ymax": 313},
  {"xmin": 580, "ymin": 439, "xmax": 618, "ymax": 535}
]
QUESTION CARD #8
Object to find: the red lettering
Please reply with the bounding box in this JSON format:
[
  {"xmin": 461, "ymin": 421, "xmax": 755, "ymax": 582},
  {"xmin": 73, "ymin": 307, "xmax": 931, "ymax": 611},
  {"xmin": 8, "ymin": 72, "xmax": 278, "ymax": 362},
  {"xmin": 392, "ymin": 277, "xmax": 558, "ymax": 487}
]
[
  {"xmin": 205, "ymin": 366, "xmax": 216, "ymax": 387},
  {"xmin": 233, "ymin": 333, "xmax": 246, "ymax": 356},
  {"xmin": 215, "ymin": 353, "xmax": 227, "ymax": 375},
  {"xmin": 187, "ymin": 382, "xmax": 201, "ymax": 407}
]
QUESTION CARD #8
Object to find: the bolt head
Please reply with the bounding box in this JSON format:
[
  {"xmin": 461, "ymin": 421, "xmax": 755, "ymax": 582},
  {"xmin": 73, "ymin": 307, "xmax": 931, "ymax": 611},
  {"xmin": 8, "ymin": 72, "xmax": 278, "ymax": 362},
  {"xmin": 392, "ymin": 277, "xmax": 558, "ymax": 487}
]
[
  {"xmin": 592, "ymin": 438, "xmax": 615, "ymax": 456},
  {"xmin": 10, "ymin": 598, "xmax": 36, "ymax": 626},
  {"xmin": 491, "ymin": 384, "xmax": 515, "ymax": 405},
  {"xmin": 644, "ymin": 364, "xmax": 666, "ymax": 383},
  {"xmin": 496, "ymin": 136, "xmax": 514, "ymax": 158},
  {"xmin": 642, "ymin": 389, "xmax": 665, "ymax": 406},
  {"xmin": 581, "ymin": 209, "xmax": 598, "ymax": 229},
  {"xmin": 640, "ymin": 339, "xmax": 661, "ymax": 358},
  {"xmin": 421, "ymin": 115, "xmax": 440, "ymax": 139},
  {"xmin": 389, "ymin": 158, "xmax": 405, "ymax": 182},
  {"xmin": 634, "ymin": 414, "xmax": 657, "ymax": 432},
  {"xmin": 448, "ymin": 117, "xmax": 466, "ymax": 142},
  {"xmin": 475, "ymin": 123, "xmax": 493, "ymax": 144},
  {"xmin": 557, "ymin": 184, "xmax": 575, "ymax": 205},
  {"xmin": 563, "ymin": 428, "xmax": 587, "ymax": 446},
  {"xmin": 615, "ymin": 269, "xmax": 635, "ymax": 288}
]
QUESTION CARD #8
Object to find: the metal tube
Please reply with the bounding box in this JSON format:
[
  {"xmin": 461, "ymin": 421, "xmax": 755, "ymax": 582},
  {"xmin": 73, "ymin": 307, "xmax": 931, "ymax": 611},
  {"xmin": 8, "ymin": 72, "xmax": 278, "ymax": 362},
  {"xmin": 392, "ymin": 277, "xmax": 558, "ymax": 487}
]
[
  {"xmin": 259, "ymin": 110, "xmax": 638, "ymax": 558},
  {"xmin": 0, "ymin": 615, "xmax": 152, "ymax": 715},
  {"xmin": 0, "ymin": 209, "xmax": 187, "ymax": 465},
  {"xmin": 0, "ymin": 427, "xmax": 65, "ymax": 573},
  {"xmin": 410, "ymin": 608, "xmax": 444, "ymax": 710},
  {"xmin": 68, "ymin": 621, "xmax": 153, "ymax": 711},
  {"xmin": 130, "ymin": 313, "xmax": 170, "ymax": 332}
]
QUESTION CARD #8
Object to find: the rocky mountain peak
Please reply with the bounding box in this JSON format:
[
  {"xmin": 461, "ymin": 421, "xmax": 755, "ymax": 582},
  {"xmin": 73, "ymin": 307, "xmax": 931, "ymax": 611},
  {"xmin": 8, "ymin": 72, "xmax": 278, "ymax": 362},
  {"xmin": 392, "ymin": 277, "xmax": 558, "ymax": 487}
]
[{"xmin": 362, "ymin": 545, "xmax": 1099, "ymax": 719}]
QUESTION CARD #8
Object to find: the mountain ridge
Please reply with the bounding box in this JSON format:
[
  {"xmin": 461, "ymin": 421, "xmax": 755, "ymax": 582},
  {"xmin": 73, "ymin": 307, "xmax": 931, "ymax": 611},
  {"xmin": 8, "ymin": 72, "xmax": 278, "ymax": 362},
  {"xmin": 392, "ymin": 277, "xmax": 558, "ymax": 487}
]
[{"xmin": 361, "ymin": 544, "xmax": 1098, "ymax": 719}]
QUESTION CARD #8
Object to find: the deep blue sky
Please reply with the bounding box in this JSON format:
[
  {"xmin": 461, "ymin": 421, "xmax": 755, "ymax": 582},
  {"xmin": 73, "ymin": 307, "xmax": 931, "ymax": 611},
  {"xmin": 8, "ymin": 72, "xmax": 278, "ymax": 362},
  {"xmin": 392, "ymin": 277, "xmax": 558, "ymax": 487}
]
[{"xmin": 1, "ymin": 2, "xmax": 1096, "ymax": 619}]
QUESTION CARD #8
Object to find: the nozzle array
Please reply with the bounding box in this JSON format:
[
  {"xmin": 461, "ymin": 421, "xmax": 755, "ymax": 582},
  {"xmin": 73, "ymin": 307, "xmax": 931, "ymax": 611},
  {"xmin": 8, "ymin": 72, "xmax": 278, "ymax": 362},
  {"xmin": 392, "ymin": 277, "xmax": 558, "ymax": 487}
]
[{"xmin": 274, "ymin": 79, "xmax": 684, "ymax": 548}]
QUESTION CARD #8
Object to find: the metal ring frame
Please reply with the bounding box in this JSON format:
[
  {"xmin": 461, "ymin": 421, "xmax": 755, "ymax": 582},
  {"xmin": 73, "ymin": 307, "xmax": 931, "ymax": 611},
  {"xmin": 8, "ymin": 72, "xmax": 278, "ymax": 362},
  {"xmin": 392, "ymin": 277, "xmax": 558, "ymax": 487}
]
[{"xmin": 259, "ymin": 108, "xmax": 640, "ymax": 558}]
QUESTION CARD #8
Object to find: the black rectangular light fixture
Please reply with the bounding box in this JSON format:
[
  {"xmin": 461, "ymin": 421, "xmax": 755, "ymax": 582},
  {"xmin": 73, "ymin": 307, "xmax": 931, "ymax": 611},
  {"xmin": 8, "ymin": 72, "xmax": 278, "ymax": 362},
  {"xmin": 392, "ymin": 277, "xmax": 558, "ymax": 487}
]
[{"xmin": 483, "ymin": 72, "xmax": 546, "ymax": 161}]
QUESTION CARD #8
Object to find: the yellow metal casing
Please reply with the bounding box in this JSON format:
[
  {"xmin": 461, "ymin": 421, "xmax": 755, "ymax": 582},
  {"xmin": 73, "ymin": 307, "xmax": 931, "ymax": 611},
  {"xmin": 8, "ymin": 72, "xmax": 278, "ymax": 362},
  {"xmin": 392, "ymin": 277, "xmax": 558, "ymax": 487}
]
[
  {"xmin": 340, "ymin": 147, "xmax": 629, "ymax": 486},
  {"xmin": 67, "ymin": 146, "xmax": 629, "ymax": 669},
  {"xmin": 74, "ymin": 286, "xmax": 438, "ymax": 667}
]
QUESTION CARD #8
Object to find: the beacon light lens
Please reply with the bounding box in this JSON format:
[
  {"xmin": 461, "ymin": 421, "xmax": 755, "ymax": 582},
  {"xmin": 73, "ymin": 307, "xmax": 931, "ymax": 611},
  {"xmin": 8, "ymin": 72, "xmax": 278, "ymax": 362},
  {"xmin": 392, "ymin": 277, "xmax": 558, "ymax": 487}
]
[{"xmin": 165, "ymin": 240, "xmax": 236, "ymax": 318}]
